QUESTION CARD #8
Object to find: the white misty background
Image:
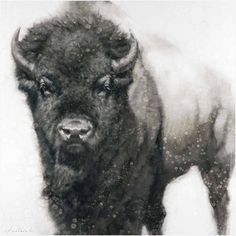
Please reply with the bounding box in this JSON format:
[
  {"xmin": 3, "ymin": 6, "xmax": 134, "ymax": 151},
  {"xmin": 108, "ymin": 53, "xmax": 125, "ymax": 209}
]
[{"xmin": 0, "ymin": 1, "xmax": 235, "ymax": 235}]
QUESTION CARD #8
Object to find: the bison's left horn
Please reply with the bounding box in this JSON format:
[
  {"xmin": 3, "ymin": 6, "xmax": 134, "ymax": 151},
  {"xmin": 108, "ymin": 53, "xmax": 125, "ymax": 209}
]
[
  {"xmin": 11, "ymin": 28, "xmax": 35, "ymax": 76},
  {"xmin": 111, "ymin": 34, "xmax": 138, "ymax": 74}
]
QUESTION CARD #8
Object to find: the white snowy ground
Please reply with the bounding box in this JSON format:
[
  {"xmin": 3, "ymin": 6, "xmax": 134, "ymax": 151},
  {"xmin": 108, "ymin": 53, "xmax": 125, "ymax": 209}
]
[{"xmin": 0, "ymin": 1, "xmax": 235, "ymax": 235}]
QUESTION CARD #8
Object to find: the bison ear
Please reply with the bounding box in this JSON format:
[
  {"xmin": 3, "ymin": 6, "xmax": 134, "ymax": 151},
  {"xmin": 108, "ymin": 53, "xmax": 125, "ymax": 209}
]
[
  {"xmin": 113, "ymin": 71, "xmax": 133, "ymax": 88},
  {"xmin": 17, "ymin": 74, "xmax": 38, "ymax": 93}
]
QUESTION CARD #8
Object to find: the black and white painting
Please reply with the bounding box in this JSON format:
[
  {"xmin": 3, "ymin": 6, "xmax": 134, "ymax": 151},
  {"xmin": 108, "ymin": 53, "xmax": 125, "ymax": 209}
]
[{"xmin": 0, "ymin": 1, "xmax": 235, "ymax": 235}]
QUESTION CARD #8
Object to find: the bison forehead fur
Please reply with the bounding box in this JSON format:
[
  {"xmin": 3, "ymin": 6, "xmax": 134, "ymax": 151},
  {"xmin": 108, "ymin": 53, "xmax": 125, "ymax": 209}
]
[
  {"xmin": 17, "ymin": 15, "xmax": 136, "ymax": 158},
  {"xmin": 12, "ymin": 2, "xmax": 234, "ymax": 235}
]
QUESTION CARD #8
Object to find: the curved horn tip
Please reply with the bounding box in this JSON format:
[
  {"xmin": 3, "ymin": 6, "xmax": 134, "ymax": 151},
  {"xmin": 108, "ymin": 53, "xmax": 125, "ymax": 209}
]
[
  {"xmin": 15, "ymin": 27, "xmax": 21, "ymax": 37},
  {"xmin": 11, "ymin": 27, "xmax": 21, "ymax": 46},
  {"xmin": 111, "ymin": 34, "xmax": 139, "ymax": 74},
  {"xmin": 11, "ymin": 27, "xmax": 35, "ymax": 75}
]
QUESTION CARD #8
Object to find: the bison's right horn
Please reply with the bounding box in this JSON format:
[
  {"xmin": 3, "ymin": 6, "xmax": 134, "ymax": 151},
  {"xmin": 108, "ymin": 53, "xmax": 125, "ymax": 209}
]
[
  {"xmin": 11, "ymin": 28, "xmax": 35, "ymax": 76},
  {"xmin": 111, "ymin": 34, "xmax": 138, "ymax": 74}
]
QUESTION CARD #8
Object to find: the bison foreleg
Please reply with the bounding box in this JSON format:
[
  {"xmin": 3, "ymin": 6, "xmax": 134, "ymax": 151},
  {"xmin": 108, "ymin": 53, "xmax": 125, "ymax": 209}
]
[
  {"xmin": 144, "ymin": 176, "xmax": 166, "ymax": 235},
  {"xmin": 200, "ymin": 165, "xmax": 230, "ymax": 234},
  {"xmin": 144, "ymin": 199, "xmax": 166, "ymax": 235}
]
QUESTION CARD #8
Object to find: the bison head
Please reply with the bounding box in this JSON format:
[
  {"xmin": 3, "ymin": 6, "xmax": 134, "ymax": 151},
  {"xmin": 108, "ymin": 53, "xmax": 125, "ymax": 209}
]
[{"xmin": 12, "ymin": 15, "xmax": 139, "ymax": 193}]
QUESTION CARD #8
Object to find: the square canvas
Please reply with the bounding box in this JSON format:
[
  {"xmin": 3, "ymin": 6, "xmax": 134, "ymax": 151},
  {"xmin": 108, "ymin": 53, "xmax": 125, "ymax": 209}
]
[{"xmin": 0, "ymin": 1, "xmax": 235, "ymax": 235}]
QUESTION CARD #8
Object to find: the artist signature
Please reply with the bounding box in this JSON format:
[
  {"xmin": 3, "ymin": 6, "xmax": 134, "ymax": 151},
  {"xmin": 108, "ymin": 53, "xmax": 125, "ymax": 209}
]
[{"xmin": 5, "ymin": 226, "xmax": 32, "ymax": 233}]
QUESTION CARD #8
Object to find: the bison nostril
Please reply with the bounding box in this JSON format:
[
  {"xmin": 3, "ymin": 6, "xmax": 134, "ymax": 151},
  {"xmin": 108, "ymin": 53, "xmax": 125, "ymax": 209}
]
[
  {"xmin": 58, "ymin": 126, "xmax": 72, "ymax": 140},
  {"xmin": 79, "ymin": 127, "xmax": 90, "ymax": 135},
  {"xmin": 61, "ymin": 128, "xmax": 71, "ymax": 136}
]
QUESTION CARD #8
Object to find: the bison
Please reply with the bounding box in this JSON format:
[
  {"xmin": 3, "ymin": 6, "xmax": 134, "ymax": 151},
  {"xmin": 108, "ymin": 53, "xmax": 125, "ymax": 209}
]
[{"xmin": 11, "ymin": 1, "xmax": 234, "ymax": 235}]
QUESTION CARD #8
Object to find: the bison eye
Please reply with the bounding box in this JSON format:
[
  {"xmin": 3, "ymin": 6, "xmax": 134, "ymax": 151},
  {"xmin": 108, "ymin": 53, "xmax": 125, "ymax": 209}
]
[
  {"xmin": 39, "ymin": 79, "xmax": 52, "ymax": 97},
  {"xmin": 103, "ymin": 82, "xmax": 112, "ymax": 92},
  {"xmin": 97, "ymin": 87, "xmax": 111, "ymax": 97},
  {"xmin": 96, "ymin": 76, "xmax": 113, "ymax": 97}
]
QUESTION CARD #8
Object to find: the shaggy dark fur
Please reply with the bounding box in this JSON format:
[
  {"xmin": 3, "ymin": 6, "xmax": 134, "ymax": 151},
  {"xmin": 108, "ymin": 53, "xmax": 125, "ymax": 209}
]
[
  {"xmin": 14, "ymin": 12, "xmax": 161, "ymax": 234},
  {"xmin": 12, "ymin": 2, "xmax": 234, "ymax": 235}
]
